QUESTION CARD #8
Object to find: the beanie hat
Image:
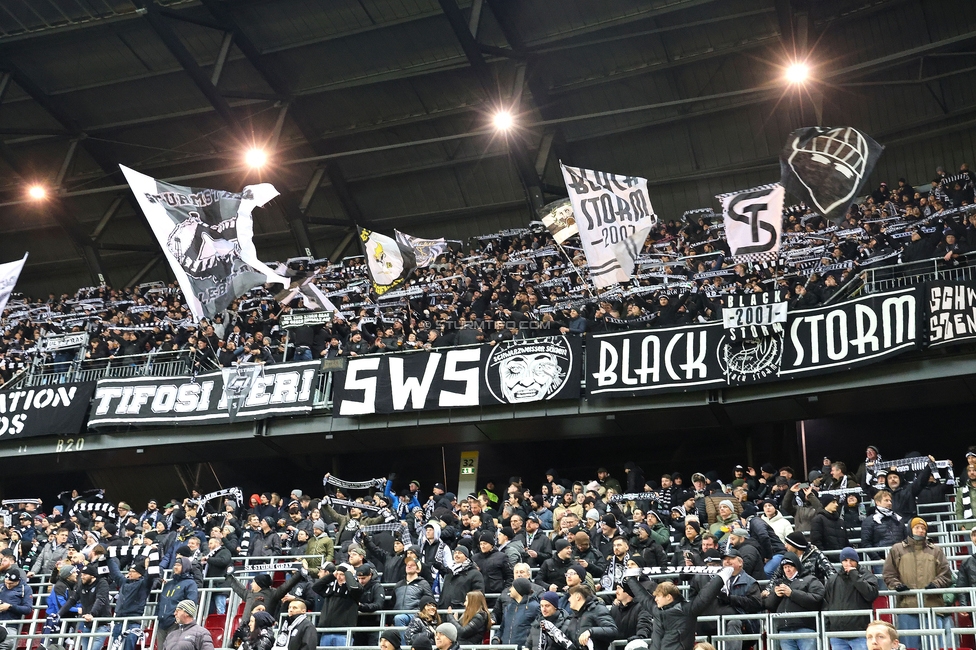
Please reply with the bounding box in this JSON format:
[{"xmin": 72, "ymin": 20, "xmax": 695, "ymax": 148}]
[
  {"xmin": 131, "ymin": 562, "xmax": 147, "ymax": 576},
  {"xmin": 702, "ymin": 549, "xmax": 723, "ymax": 564},
  {"xmin": 567, "ymin": 564, "xmax": 587, "ymax": 581},
  {"xmin": 731, "ymin": 527, "xmax": 750, "ymax": 538},
  {"xmin": 175, "ymin": 599, "xmax": 197, "ymax": 618},
  {"xmin": 601, "ymin": 514, "xmax": 617, "ymax": 527},
  {"xmin": 254, "ymin": 573, "xmax": 272, "ymax": 589},
  {"xmin": 478, "ymin": 531, "xmax": 496, "ymax": 545},
  {"xmin": 252, "ymin": 611, "xmax": 276, "ymax": 629},
  {"xmin": 910, "ymin": 517, "xmax": 928, "ymax": 531},
  {"xmin": 103, "ymin": 522, "xmax": 118, "ymax": 536},
  {"xmin": 539, "ymin": 591, "xmax": 560, "ymax": 607},
  {"xmin": 513, "ymin": 577, "xmax": 533, "ymax": 596},
  {"xmin": 686, "ymin": 520, "xmax": 701, "ymax": 534},
  {"xmin": 380, "ymin": 630, "xmax": 402, "ymax": 650},
  {"xmin": 435, "ymin": 623, "xmax": 457, "ymax": 643},
  {"xmin": 418, "ymin": 595, "xmax": 436, "ymax": 611},
  {"xmin": 81, "ymin": 564, "xmax": 98, "ymax": 577},
  {"xmin": 313, "ymin": 520, "xmax": 326, "ymax": 532},
  {"xmin": 59, "ymin": 565, "xmax": 76, "ymax": 580},
  {"xmin": 839, "ymin": 547, "xmax": 859, "ymax": 563},
  {"xmin": 176, "ymin": 545, "xmax": 192, "ymax": 557},
  {"xmin": 453, "ymin": 545, "xmax": 470, "ymax": 558},
  {"xmin": 718, "ymin": 499, "xmax": 735, "ymax": 513},
  {"xmin": 262, "ymin": 516, "xmax": 276, "ymax": 529},
  {"xmin": 411, "ymin": 634, "xmax": 433, "ymax": 650},
  {"xmin": 629, "ymin": 555, "xmax": 646, "ymax": 568},
  {"xmin": 499, "ymin": 526, "xmax": 515, "ymax": 540},
  {"xmin": 780, "ymin": 552, "xmax": 801, "ymax": 568},
  {"xmin": 585, "ymin": 509, "xmax": 600, "ymax": 521},
  {"xmin": 785, "ymin": 532, "xmax": 809, "ymax": 550},
  {"xmin": 347, "ymin": 544, "xmax": 366, "ymax": 558},
  {"xmin": 554, "ymin": 538, "xmax": 571, "ymax": 552},
  {"xmin": 819, "ymin": 494, "xmax": 837, "ymax": 508}
]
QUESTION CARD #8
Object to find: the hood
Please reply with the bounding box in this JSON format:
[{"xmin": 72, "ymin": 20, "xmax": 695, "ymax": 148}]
[
  {"xmin": 423, "ymin": 520, "xmax": 442, "ymax": 542},
  {"xmin": 176, "ymin": 557, "xmax": 192, "ymax": 576}
]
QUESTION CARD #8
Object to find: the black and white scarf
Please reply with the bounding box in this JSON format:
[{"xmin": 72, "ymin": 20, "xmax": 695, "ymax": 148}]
[
  {"xmin": 874, "ymin": 506, "xmax": 902, "ymax": 525},
  {"xmin": 324, "ymin": 475, "xmax": 386, "ymax": 491},
  {"xmin": 600, "ymin": 552, "xmax": 631, "ymax": 591},
  {"xmin": 962, "ymin": 483, "xmax": 976, "ymax": 520},
  {"xmin": 451, "ymin": 559, "xmax": 473, "ymax": 576},
  {"xmin": 539, "ymin": 619, "xmax": 574, "ymax": 650},
  {"xmin": 273, "ymin": 614, "xmax": 308, "ymax": 650}
]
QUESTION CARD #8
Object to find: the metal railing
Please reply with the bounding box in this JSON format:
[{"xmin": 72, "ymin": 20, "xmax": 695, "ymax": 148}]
[{"xmin": 11, "ymin": 347, "xmax": 216, "ymax": 388}]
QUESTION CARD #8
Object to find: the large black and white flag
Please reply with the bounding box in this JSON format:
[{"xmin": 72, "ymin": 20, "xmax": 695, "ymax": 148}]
[
  {"xmin": 121, "ymin": 166, "xmax": 287, "ymax": 321},
  {"xmin": 560, "ymin": 164, "xmax": 655, "ymax": 288},
  {"xmin": 780, "ymin": 127, "xmax": 883, "ymax": 223},
  {"xmin": 539, "ymin": 198, "xmax": 579, "ymax": 245},
  {"xmin": 359, "ymin": 227, "xmax": 417, "ymax": 296},
  {"xmin": 0, "ymin": 253, "xmax": 27, "ymax": 315},
  {"xmin": 718, "ymin": 183, "xmax": 784, "ymax": 263},
  {"xmin": 395, "ymin": 230, "xmax": 449, "ymax": 268}
]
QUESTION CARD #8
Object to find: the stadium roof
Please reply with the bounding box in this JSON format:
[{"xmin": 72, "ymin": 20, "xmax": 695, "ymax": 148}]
[{"xmin": 0, "ymin": 0, "xmax": 974, "ymax": 295}]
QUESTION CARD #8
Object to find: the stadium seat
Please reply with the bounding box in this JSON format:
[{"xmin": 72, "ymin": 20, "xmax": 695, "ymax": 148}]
[{"xmin": 205, "ymin": 614, "xmax": 226, "ymax": 647}]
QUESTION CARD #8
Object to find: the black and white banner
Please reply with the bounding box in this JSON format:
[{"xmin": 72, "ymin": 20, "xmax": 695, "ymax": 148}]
[
  {"xmin": 333, "ymin": 336, "xmax": 582, "ymax": 416},
  {"xmin": 540, "ymin": 198, "xmax": 579, "ymax": 245},
  {"xmin": 395, "ymin": 230, "xmax": 449, "ymax": 268},
  {"xmin": 0, "ymin": 382, "xmax": 95, "ymax": 440},
  {"xmin": 779, "ymin": 126, "xmax": 883, "ymax": 223},
  {"xmin": 87, "ymin": 361, "xmax": 320, "ymax": 428},
  {"xmin": 0, "ymin": 253, "xmax": 27, "ymax": 315},
  {"xmin": 360, "ymin": 227, "xmax": 417, "ymax": 296},
  {"xmin": 560, "ymin": 164, "xmax": 655, "ymax": 289},
  {"xmin": 718, "ymin": 184, "xmax": 784, "ymax": 263},
  {"xmin": 926, "ymin": 280, "xmax": 976, "ymax": 347},
  {"xmin": 121, "ymin": 166, "xmax": 288, "ymax": 321},
  {"xmin": 587, "ymin": 286, "xmax": 920, "ymax": 396}
]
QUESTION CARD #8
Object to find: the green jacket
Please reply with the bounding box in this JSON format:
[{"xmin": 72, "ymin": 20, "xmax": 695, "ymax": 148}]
[
  {"xmin": 955, "ymin": 482, "xmax": 976, "ymax": 531},
  {"xmin": 304, "ymin": 532, "xmax": 335, "ymax": 570}
]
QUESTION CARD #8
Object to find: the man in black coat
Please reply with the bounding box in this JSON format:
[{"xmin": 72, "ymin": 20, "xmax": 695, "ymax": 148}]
[
  {"xmin": 439, "ymin": 546, "xmax": 485, "ymax": 608},
  {"xmin": 277, "ymin": 600, "xmax": 318, "ymax": 650},
  {"xmin": 59, "ymin": 564, "xmax": 112, "ymax": 650},
  {"xmin": 518, "ymin": 513, "xmax": 553, "ymax": 567},
  {"xmin": 824, "ymin": 547, "xmax": 880, "ymax": 644},
  {"xmin": 537, "ymin": 538, "xmax": 574, "ymax": 591},
  {"xmin": 354, "ymin": 564, "xmax": 385, "ymax": 646},
  {"xmin": 810, "ymin": 495, "xmax": 850, "ymax": 551},
  {"xmin": 727, "ymin": 528, "xmax": 765, "ymax": 580},
  {"xmin": 611, "ymin": 575, "xmax": 654, "ymax": 642},
  {"xmin": 563, "ymin": 585, "xmax": 619, "ymax": 650},
  {"xmin": 764, "ymin": 552, "xmax": 825, "ymax": 650},
  {"xmin": 690, "ymin": 550, "xmax": 760, "ymax": 650},
  {"xmin": 650, "ymin": 570, "xmax": 727, "ymax": 650},
  {"xmin": 473, "ymin": 531, "xmax": 514, "ymax": 594}
]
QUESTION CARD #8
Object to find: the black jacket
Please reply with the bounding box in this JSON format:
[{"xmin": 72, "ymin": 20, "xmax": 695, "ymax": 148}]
[
  {"xmin": 650, "ymin": 576, "xmax": 723, "ymax": 650},
  {"xmin": 58, "ymin": 576, "xmax": 111, "ymax": 618},
  {"xmin": 956, "ymin": 554, "xmax": 976, "ymax": 605},
  {"xmin": 824, "ymin": 565, "xmax": 880, "ymax": 631},
  {"xmin": 439, "ymin": 562, "xmax": 485, "ymax": 608},
  {"xmin": 312, "ymin": 570, "xmax": 362, "ymax": 627},
  {"xmin": 537, "ymin": 554, "xmax": 572, "ymax": 590},
  {"xmin": 733, "ymin": 539, "xmax": 766, "ymax": 580},
  {"xmin": 764, "ymin": 573, "xmax": 825, "ymax": 631},
  {"xmin": 473, "ymin": 548, "xmax": 513, "ymax": 594},
  {"xmin": 516, "ymin": 530, "xmax": 553, "ymax": 566},
  {"xmin": 563, "ymin": 596, "xmax": 619, "ymax": 650},
  {"xmin": 611, "ymin": 599, "xmax": 653, "ymax": 642},
  {"xmin": 449, "ymin": 610, "xmax": 490, "ymax": 645},
  {"xmin": 281, "ymin": 614, "xmax": 318, "ymax": 650},
  {"xmin": 810, "ymin": 510, "xmax": 850, "ymax": 551}
]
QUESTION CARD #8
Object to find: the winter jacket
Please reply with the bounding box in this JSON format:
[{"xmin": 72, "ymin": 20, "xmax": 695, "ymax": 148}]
[
  {"xmin": 228, "ymin": 571, "xmax": 303, "ymax": 622},
  {"xmin": 516, "ymin": 529, "xmax": 553, "ymax": 566},
  {"xmin": 500, "ymin": 540, "xmax": 528, "ymax": 569},
  {"xmin": 279, "ymin": 614, "xmax": 318, "ymax": 650},
  {"xmin": 497, "ymin": 594, "xmax": 540, "ymax": 647},
  {"xmin": 824, "ymin": 565, "xmax": 880, "ymax": 630},
  {"xmin": 59, "ymin": 576, "xmax": 111, "ymax": 618},
  {"xmin": 762, "ymin": 511, "xmax": 795, "ymax": 543},
  {"xmin": 202, "ymin": 546, "xmax": 233, "ymax": 579},
  {"xmin": 611, "ymin": 598, "xmax": 653, "ymax": 641},
  {"xmin": 955, "ymin": 553, "xmax": 976, "ymax": 605},
  {"xmin": 312, "ymin": 569, "xmax": 362, "ymax": 627},
  {"xmin": 764, "ymin": 572, "xmax": 825, "ymax": 631},
  {"xmin": 690, "ymin": 570, "xmax": 762, "ymax": 633},
  {"xmin": 439, "ymin": 562, "xmax": 485, "ymax": 608},
  {"xmin": 157, "ymin": 559, "xmax": 199, "ymax": 629},
  {"xmin": 30, "ymin": 541, "xmax": 69, "ymax": 576},
  {"xmin": 563, "ymin": 596, "xmax": 618, "ymax": 650},
  {"xmin": 0, "ymin": 580, "xmax": 34, "ymax": 621},
  {"xmin": 304, "ymin": 532, "xmax": 335, "ymax": 570},
  {"xmin": 883, "ymin": 537, "xmax": 952, "ymax": 608},
  {"xmin": 241, "ymin": 627, "xmax": 275, "ymax": 650},
  {"xmin": 732, "ymin": 540, "xmax": 766, "ymax": 580},
  {"xmin": 810, "ymin": 510, "xmax": 849, "ymax": 551},
  {"xmin": 860, "ymin": 510, "xmax": 908, "ymax": 559},
  {"xmin": 108, "ymin": 558, "xmax": 151, "ymax": 618},
  {"xmin": 247, "ymin": 529, "xmax": 282, "ymax": 557},
  {"xmin": 474, "ymin": 548, "xmax": 513, "ymax": 594},
  {"xmin": 364, "ymin": 535, "xmax": 406, "ymax": 583},
  {"xmin": 536, "ymin": 555, "xmax": 572, "ymax": 590},
  {"xmin": 782, "ymin": 491, "xmax": 824, "ymax": 534},
  {"xmin": 670, "ymin": 535, "xmax": 702, "ymax": 566},
  {"xmin": 886, "ymin": 466, "xmax": 931, "ymax": 519},
  {"xmin": 956, "ymin": 482, "xmax": 976, "ymax": 531},
  {"xmin": 650, "ymin": 576, "xmax": 723, "ymax": 650},
  {"xmin": 772, "ymin": 545, "xmax": 836, "ymax": 586},
  {"xmin": 357, "ymin": 575, "xmax": 386, "ymax": 628},
  {"xmin": 528, "ymin": 608, "xmax": 567, "ymax": 650},
  {"xmin": 393, "ymin": 577, "xmax": 433, "ymax": 611},
  {"xmin": 405, "ymin": 615, "xmax": 439, "ymax": 645},
  {"xmin": 449, "ymin": 610, "xmax": 490, "ymax": 645},
  {"xmin": 161, "ymin": 621, "xmax": 214, "ymax": 650}
]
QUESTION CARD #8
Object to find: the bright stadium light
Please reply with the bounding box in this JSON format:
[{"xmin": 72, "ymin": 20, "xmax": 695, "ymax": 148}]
[
  {"xmin": 27, "ymin": 185, "xmax": 47, "ymax": 200},
  {"xmin": 785, "ymin": 62, "xmax": 811, "ymax": 85},
  {"xmin": 245, "ymin": 148, "xmax": 268, "ymax": 168},
  {"xmin": 492, "ymin": 110, "xmax": 515, "ymax": 131}
]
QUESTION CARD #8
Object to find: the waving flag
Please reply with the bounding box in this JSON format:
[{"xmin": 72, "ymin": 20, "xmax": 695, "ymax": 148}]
[
  {"xmin": 560, "ymin": 164, "xmax": 655, "ymax": 288},
  {"xmin": 121, "ymin": 166, "xmax": 288, "ymax": 321},
  {"xmin": 0, "ymin": 253, "xmax": 27, "ymax": 315},
  {"xmin": 359, "ymin": 227, "xmax": 417, "ymax": 295},
  {"xmin": 395, "ymin": 230, "xmax": 449, "ymax": 268}
]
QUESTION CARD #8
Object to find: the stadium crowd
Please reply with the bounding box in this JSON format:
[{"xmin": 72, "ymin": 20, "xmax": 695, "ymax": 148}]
[
  {"xmin": 1, "ymin": 445, "xmax": 976, "ymax": 650},
  {"xmin": 0, "ymin": 164, "xmax": 973, "ymax": 385}
]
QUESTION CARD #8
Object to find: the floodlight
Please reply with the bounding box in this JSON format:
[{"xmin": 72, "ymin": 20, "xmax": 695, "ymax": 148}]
[
  {"xmin": 28, "ymin": 185, "xmax": 47, "ymax": 200},
  {"xmin": 785, "ymin": 62, "xmax": 811, "ymax": 85},
  {"xmin": 492, "ymin": 110, "xmax": 514, "ymax": 131},
  {"xmin": 245, "ymin": 148, "xmax": 268, "ymax": 168}
]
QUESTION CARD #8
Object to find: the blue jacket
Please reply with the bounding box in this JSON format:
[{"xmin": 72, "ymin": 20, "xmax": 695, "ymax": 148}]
[
  {"xmin": 109, "ymin": 558, "xmax": 152, "ymax": 618},
  {"xmin": 0, "ymin": 581, "xmax": 34, "ymax": 621},
  {"xmin": 156, "ymin": 558, "xmax": 199, "ymax": 629},
  {"xmin": 498, "ymin": 594, "xmax": 539, "ymax": 648},
  {"xmin": 385, "ymin": 481, "xmax": 421, "ymax": 520}
]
